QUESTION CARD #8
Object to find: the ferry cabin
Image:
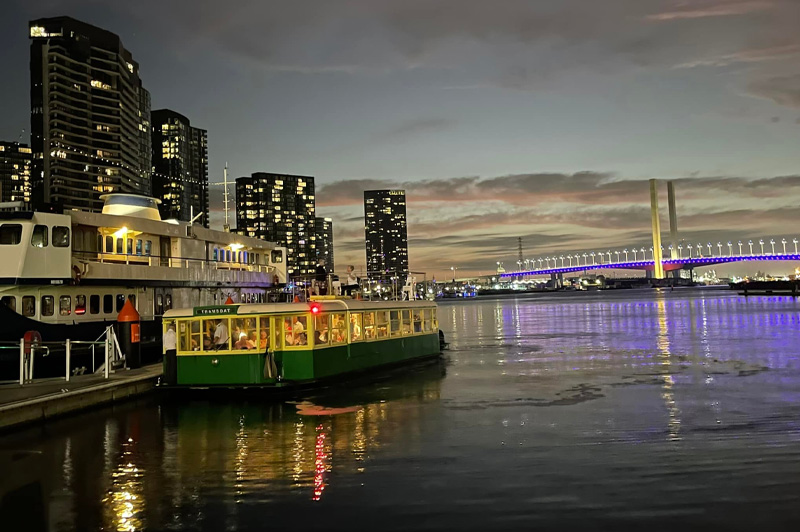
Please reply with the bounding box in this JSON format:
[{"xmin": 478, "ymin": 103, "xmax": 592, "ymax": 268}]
[
  {"xmin": 163, "ymin": 300, "xmax": 440, "ymax": 387},
  {"xmin": 0, "ymin": 195, "xmax": 287, "ymax": 331}
]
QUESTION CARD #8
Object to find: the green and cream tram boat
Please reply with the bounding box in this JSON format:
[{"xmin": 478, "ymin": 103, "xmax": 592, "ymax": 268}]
[{"xmin": 162, "ymin": 298, "xmax": 441, "ymax": 388}]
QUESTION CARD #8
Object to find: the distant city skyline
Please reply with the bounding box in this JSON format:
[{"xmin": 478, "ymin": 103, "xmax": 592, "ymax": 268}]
[{"xmin": 2, "ymin": 1, "xmax": 800, "ymax": 279}]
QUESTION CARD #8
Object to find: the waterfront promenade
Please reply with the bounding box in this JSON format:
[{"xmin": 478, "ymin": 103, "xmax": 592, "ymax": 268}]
[{"xmin": 0, "ymin": 364, "xmax": 161, "ymax": 431}]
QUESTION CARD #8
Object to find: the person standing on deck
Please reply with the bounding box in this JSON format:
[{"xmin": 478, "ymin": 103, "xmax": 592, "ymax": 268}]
[
  {"xmin": 163, "ymin": 322, "xmax": 178, "ymax": 384},
  {"xmin": 343, "ymin": 265, "xmax": 359, "ymax": 296},
  {"xmin": 213, "ymin": 319, "xmax": 229, "ymax": 349},
  {"xmin": 314, "ymin": 259, "xmax": 328, "ymax": 295}
]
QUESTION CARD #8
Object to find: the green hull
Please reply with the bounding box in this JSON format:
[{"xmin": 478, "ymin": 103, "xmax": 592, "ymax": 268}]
[{"xmin": 175, "ymin": 333, "xmax": 440, "ymax": 387}]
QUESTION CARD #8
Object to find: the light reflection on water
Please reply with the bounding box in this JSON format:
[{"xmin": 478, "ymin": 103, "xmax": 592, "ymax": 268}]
[{"xmin": 3, "ymin": 289, "xmax": 800, "ymax": 530}]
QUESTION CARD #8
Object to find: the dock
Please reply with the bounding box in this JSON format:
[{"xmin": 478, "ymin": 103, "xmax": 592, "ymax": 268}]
[{"xmin": 0, "ymin": 364, "xmax": 161, "ymax": 432}]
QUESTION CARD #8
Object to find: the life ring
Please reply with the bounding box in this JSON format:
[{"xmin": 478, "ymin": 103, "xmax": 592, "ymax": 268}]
[{"xmin": 23, "ymin": 330, "xmax": 42, "ymax": 356}]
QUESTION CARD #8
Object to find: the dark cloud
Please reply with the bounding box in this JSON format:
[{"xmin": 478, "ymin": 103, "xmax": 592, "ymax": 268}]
[{"xmin": 374, "ymin": 117, "xmax": 457, "ymax": 143}]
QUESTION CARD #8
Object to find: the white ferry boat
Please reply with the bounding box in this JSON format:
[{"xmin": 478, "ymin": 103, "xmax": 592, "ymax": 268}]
[{"xmin": 0, "ymin": 194, "xmax": 287, "ymax": 377}]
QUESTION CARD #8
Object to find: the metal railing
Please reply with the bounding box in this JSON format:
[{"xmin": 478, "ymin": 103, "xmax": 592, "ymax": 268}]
[
  {"xmin": 13, "ymin": 326, "xmax": 123, "ymax": 385},
  {"xmin": 72, "ymin": 250, "xmax": 278, "ymax": 275}
]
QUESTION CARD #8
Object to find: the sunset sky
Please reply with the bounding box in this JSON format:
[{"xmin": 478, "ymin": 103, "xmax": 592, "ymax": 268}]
[{"xmin": 2, "ymin": 0, "xmax": 800, "ymax": 279}]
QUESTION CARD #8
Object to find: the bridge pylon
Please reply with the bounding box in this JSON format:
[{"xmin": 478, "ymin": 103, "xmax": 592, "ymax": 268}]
[{"xmin": 649, "ymin": 179, "xmax": 665, "ymax": 279}]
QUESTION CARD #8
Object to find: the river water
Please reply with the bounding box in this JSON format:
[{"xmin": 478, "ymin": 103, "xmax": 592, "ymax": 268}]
[{"xmin": 3, "ymin": 288, "xmax": 800, "ymax": 531}]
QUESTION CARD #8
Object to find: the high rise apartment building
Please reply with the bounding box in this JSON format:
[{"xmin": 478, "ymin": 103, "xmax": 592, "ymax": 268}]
[
  {"xmin": 235, "ymin": 173, "xmax": 316, "ymax": 277},
  {"xmin": 364, "ymin": 189, "xmax": 408, "ymax": 280},
  {"xmin": 0, "ymin": 142, "xmax": 33, "ymax": 204},
  {"xmin": 314, "ymin": 216, "xmax": 334, "ymax": 272},
  {"xmin": 151, "ymin": 109, "xmax": 208, "ymax": 225},
  {"xmin": 29, "ymin": 17, "xmax": 151, "ymax": 212}
]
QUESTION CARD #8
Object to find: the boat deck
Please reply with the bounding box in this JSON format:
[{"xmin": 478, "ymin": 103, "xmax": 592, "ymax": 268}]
[{"xmin": 0, "ymin": 364, "xmax": 161, "ymax": 431}]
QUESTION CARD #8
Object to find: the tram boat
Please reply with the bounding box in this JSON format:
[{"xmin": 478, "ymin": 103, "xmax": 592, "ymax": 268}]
[
  {"xmin": 161, "ymin": 298, "xmax": 442, "ymax": 389},
  {"xmin": 0, "ymin": 194, "xmax": 287, "ymax": 379}
]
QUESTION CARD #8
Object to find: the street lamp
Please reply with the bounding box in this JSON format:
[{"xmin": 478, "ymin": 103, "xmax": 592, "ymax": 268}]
[
  {"xmin": 770, "ymin": 239, "xmax": 775, "ymax": 254},
  {"xmin": 582, "ymin": 253, "xmax": 588, "ymax": 266},
  {"xmin": 717, "ymin": 242, "xmax": 722, "ymax": 256},
  {"xmin": 794, "ymin": 238, "xmax": 799, "ymax": 254},
  {"xmin": 668, "ymin": 244, "xmax": 673, "ymax": 258},
  {"xmin": 615, "ymin": 250, "xmax": 620, "ymax": 262},
  {"xmin": 781, "ymin": 238, "xmax": 787, "ymax": 254},
  {"xmin": 451, "ymin": 266, "xmax": 458, "ymax": 282},
  {"xmin": 687, "ymin": 244, "xmax": 692, "ymax": 258},
  {"xmin": 678, "ymin": 245, "xmax": 683, "ymax": 259},
  {"xmin": 697, "ymin": 243, "xmax": 702, "ymax": 258},
  {"xmin": 707, "ymin": 243, "xmax": 713, "ymax": 256},
  {"xmin": 538, "ymin": 258, "xmax": 543, "ymax": 269},
  {"xmin": 738, "ymin": 241, "xmax": 743, "ymax": 255},
  {"xmin": 640, "ymin": 247, "xmax": 645, "ymax": 260},
  {"xmin": 632, "ymin": 248, "xmax": 638, "ymax": 261},
  {"xmin": 568, "ymin": 255, "xmax": 573, "ymax": 267},
  {"xmin": 590, "ymin": 252, "xmax": 596, "ymax": 265},
  {"xmin": 759, "ymin": 239, "xmax": 764, "ymax": 255},
  {"xmin": 560, "ymin": 255, "xmax": 565, "ymax": 267},
  {"xmin": 516, "ymin": 260, "xmax": 522, "ymax": 271},
  {"xmin": 623, "ymin": 248, "xmax": 629, "ymax": 261},
  {"xmin": 748, "ymin": 240, "xmax": 753, "ymax": 255},
  {"xmin": 727, "ymin": 241, "xmax": 732, "ymax": 257},
  {"xmin": 575, "ymin": 253, "xmax": 580, "ymax": 266}
]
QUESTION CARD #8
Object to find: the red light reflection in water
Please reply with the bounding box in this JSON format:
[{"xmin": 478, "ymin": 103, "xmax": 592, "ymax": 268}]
[{"xmin": 313, "ymin": 424, "xmax": 328, "ymax": 501}]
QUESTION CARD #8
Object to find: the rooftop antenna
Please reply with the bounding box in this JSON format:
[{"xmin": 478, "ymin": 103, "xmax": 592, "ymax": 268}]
[{"xmin": 209, "ymin": 162, "xmax": 232, "ymax": 232}]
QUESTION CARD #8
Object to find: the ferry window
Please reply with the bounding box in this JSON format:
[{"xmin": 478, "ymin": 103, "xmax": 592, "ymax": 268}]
[
  {"xmin": 89, "ymin": 295, "xmax": 100, "ymax": 314},
  {"xmin": 375, "ymin": 310, "xmax": 389, "ymax": 338},
  {"xmin": 390, "ymin": 310, "xmax": 401, "ymax": 337},
  {"xmin": 105, "ymin": 235, "xmax": 113, "ymax": 252},
  {"xmin": 350, "ymin": 312, "xmax": 363, "ymax": 342},
  {"xmin": 165, "ymin": 293, "xmax": 172, "ymax": 310},
  {"xmin": 258, "ymin": 317, "xmax": 270, "ymax": 350},
  {"xmin": 432, "ymin": 308, "xmax": 438, "ymax": 330},
  {"xmin": 412, "ymin": 311, "xmax": 422, "ymax": 333},
  {"xmin": 75, "ymin": 295, "xmax": 86, "ymax": 315},
  {"xmin": 213, "ymin": 248, "xmax": 218, "ymax": 261},
  {"xmin": 116, "ymin": 237, "xmax": 123, "ymax": 254},
  {"xmin": 126, "ymin": 238, "xmax": 133, "ymax": 255},
  {"xmin": 402, "ymin": 310, "xmax": 412, "ymax": 335},
  {"xmin": 52, "ymin": 226, "xmax": 70, "ymax": 247},
  {"xmin": 255, "ymin": 253, "xmax": 260, "ymax": 264},
  {"xmin": 59, "ymin": 295, "xmax": 71, "ymax": 316},
  {"xmin": 203, "ymin": 318, "xmax": 231, "ymax": 350},
  {"xmin": 128, "ymin": 294, "xmax": 136, "ymax": 308},
  {"xmin": 22, "ymin": 296, "xmax": 35, "ymax": 317},
  {"xmin": 0, "ymin": 224, "xmax": 22, "ymax": 245},
  {"xmin": 145, "ymin": 240, "xmax": 152, "ymax": 255},
  {"xmin": 364, "ymin": 312, "xmax": 376, "ymax": 340},
  {"xmin": 242, "ymin": 251, "xmax": 248, "ymax": 263},
  {"xmin": 330, "ymin": 313, "xmax": 347, "ymax": 345},
  {"xmin": 135, "ymin": 239, "xmax": 142, "ymax": 255},
  {"xmin": 285, "ymin": 316, "xmax": 308, "ymax": 347},
  {"xmin": 116, "ymin": 294, "xmax": 125, "ymax": 312},
  {"xmin": 226, "ymin": 250, "xmax": 231, "ymax": 262},
  {"xmin": 97, "ymin": 234, "xmax": 103, "ymax": 252},
  {"xmin": 103, "ymin": 294, "xmax": 113, "ymax": 313},
  {"xmin": 180, "ymin": 320, "xmax": 202, "ymax": 352},
  {"xmin": 314, "ymin": 314, "xmax": 330, "ymax": 346},
  {"xmin": 422, "ymin": 309, "xmax": 432, "ymax": 332},
  {"xmin": 42, "ymin": 296, "xmax": 54, "ymax": 316},
  {"xmin": 156, "ymin": 294, "xmax": 163, "ymax": 315},
  {"xmin": 1, "ymin": 296, "xmax": 16, "ymax": 312},
  {"xmin": 271, "ymin": 250, "xmax": 283, "ymax": 263},
  {"xmin": 31, "ymin": 225, "xmax": 48, "ymax": 247}
]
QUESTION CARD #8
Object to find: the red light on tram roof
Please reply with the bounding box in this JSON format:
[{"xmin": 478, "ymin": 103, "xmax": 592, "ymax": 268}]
[{"xmin": 310, "ymin": 303, "xmax": 321, "ymax": 314}]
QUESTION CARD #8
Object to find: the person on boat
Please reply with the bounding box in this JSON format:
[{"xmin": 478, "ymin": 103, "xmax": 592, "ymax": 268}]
[
  {"xmin": 293, "ymin": 316, "xmax": 305, "ymax": 336},
  {"xmin": 285, "ymin": 331, "xmax": 294, "ymax": 346},
  {"xmin": 295, "ymin": 332, "xmax": 308, "ymax": 346},
  {"xmin": 314, "ymin": 259, "xmax": 327, "ymax": 295},
  {"xmin": 342, "ymin": 265, "xmax": 359, "ymax": 296},
  {"xmin": 350, "ymin": 315, "xmax": 361, "ymax": 340},
  {"xmin": 316, "ymin": 325, "xmax": 329, "ymax": 343},
  {"xmin": 246, "ymin": 331, "xmax": 258, "ymax": 349},
  {"xmin": 213, "ymin": 319, "xmax": 229, "ymax": 349},
  {"xmin": 259, "ymin": 329, "xmax": 268, "ymax": 350}
]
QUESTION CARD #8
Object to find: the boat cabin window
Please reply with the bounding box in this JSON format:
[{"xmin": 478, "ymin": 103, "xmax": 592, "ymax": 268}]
[
  {"xmin": 432, "ymin": 308, "xmax": 438, "ymax": 329},
  {"xmin": 75, "ymin": 295, "xmax": 86, "ymax": 315},
  {"xmin": 363, "ymin": 312, "xmax": 376, "ymax": 339},
  {"xmin": 126, "ymin": 239, "xmax": 133, "ymax": 255},
  {"xmin": 42, "ymin": 296, "xmax": 54, "ymax": 316},
  {"xmin": 201, "ymin": 318, "xmax": 231, "ymax": 350},
  {"xmin": 116, "ymin": 294, "xmax": 125, "ymax": 313},
  {"xmin": 52, "ymin": 226, "xmax": 70, "ymax": 248},
  {"xmin": 330, "ymin": 313, "xmax": 346, "ymax": 345},
  {"xmin": 145, "ymin": 240, "xmax": 152, "ymax": 255},
  {"xmin": 314, "ymin": 314, "xmax": 330, "ymax": 346},
  {"xmin": 59, "ymin": 295, "xmax": 71, "ymax": 316},
  {"xmin": 422, "ymin": 309, "xmax": 432, "ymax": 332},
  {"xmin": 375, "ymin": 310, "xmax": 389, "ymax": 338},
  {"xmin": 31, "ymin": 225, "xmax": 48, "ymax": 247},
  {"xmin": 103, "ymin": 294, "xmax": 113, "ymax": 313},
  {"xmin": 22, "ymin": 296, "xmax": 35, "ymax": 317},
  {"xmin": 116, "ymin": 238, "xmax": 123, "ymax": 254},
  {"xmin": 232, "ymin": 318, "xmax": 258, "ymax": 350},
  {"xmin": 350, "ymin": 312, "xmax": 363, "ymax": 342},
  {"xmin": 413, "ymin": 311, "xmax": 422, "ymax": 333},
  {"xmin": 259, "ymin": 317, "xmax": 269, "ymax": 350},
  {"xmin": 213, "ymin": 248, "xmax": 218, "ymax": 261},
  {"xmin": 165, "ymin": 294, "xmax": 172, "ymax": 311},
  {"xmin": 402, "ymin": 310, "xmax": 412, "ymax": 335},
  {"xmin": 90, "ymin": 295, "xmax": 100, "ymax": 314},
  {"xmin": 105, "ymin": 235, "xmax": 113, "ymax": 252},
  {"xmin": 135, "ymin": 239, "xmax": 142, "ymax": 255},
  {"xmin": 389, "ymin": 310, "xmax": 401, "ymax": 337},
  {"xmin": 178, "ymin": 320, "xmax": 202, "ymax": 352},
  {"xmin": 284, "ymin": 315, "xmax": 308, "ymax": 347},
  {"xmin": 156, "ymin": 294, "xmax": 163, "ymax": 315},
  {"xmin": 0, "ymin": 224, "xmax": 22, "ymax": 245},
  {"xmin": 1, "ymin": 295, "xmax": 16, "ymax": 312},
  {"xmin": 271, "ymin": 250, "xmax": 283, "ymax": 263}
]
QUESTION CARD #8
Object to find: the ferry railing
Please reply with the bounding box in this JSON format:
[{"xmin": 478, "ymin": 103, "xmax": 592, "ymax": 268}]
[{"xmin": 72, "ymin": 250, "xmax": 279, "ymax": 276}]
